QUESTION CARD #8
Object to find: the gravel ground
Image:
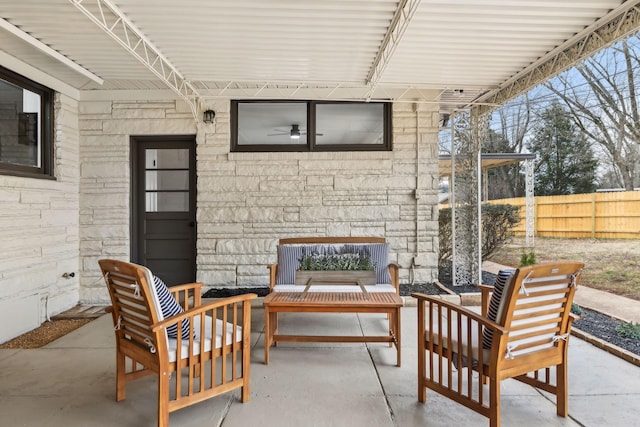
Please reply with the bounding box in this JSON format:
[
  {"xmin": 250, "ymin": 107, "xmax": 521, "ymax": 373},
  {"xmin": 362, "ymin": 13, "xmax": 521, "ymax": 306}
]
[
  {"xmin": 438, "ymin": 266, "xmax": 640, "ymax": 358},
  {"xmin": 573, "ymin": 308, "xmax": 640, "ymax": 355}
]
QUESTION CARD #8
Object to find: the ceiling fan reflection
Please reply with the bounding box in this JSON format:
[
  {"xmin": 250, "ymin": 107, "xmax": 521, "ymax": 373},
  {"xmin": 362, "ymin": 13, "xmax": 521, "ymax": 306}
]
[{"xmin": 267, "ymin": 124, "xmax": 323, "ymax": 139}]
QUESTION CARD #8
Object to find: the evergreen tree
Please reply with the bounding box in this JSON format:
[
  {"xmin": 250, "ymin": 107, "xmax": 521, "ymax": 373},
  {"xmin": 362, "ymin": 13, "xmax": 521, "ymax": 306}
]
[
  {"xmin": 527, "ymin": 102, "xmax": 598, "ymax": 195},
  {"xmin": 483, "ymin": 128, "xmax": 525, "ymax": 199}
]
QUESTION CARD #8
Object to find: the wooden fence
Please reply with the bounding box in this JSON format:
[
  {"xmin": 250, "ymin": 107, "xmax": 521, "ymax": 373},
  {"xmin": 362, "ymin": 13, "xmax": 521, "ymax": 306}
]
[{"xmin": 487, "ymin": 190, "xmax": 640, "ymax": 239}]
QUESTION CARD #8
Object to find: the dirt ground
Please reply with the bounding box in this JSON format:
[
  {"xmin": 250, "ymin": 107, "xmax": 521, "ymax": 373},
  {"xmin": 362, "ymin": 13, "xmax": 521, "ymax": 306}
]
[{"xmin": 487, "ymin": 236, "xmax": 640, "ymax": 301}]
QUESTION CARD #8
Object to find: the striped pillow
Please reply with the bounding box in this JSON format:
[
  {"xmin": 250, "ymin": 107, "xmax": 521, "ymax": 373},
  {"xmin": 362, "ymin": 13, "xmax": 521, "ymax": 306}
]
[
  {"xmin": 152, "ymin": 275, "xmax": 190, "ymax": 340},
  {"xmin": 345, "ymin": 243, "xmax": 391, "ymax": 284},
  {"xmin": 481, "ymin": 269, "xmax": 515, "ymax": 349},
  {"xmin": 275, "ymin": 245, "xmax": 303, "ymax": 284}
]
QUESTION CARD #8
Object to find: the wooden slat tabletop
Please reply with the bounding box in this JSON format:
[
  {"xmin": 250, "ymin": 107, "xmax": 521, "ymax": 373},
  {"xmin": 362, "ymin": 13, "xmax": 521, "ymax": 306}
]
[{"xmin": 263, "ymin": 292, "xmax": 402, "ymax": 307}]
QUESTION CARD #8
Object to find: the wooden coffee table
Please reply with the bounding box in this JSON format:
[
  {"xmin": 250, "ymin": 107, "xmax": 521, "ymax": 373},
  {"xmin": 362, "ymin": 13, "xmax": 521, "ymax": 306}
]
[{"xmin": 263, "ymin": 292, "xmax": 403, "ymax": 366}]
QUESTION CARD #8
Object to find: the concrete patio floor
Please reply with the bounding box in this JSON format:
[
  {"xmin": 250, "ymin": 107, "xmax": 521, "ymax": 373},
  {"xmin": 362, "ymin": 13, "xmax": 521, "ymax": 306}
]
[{"xmin": 1, "ymin": 302, "xmax": 640, "ymax": 427}]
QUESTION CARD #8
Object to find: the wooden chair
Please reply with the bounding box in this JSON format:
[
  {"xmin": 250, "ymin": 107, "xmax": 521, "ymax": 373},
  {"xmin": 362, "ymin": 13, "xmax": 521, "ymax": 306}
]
[
  {"xmin": 413, "ymin": 261, "xmax": 584, "ymax": 427},
  {"xmin": 99, "ymin": 259, "xmax": 257, "ymax": 427}
]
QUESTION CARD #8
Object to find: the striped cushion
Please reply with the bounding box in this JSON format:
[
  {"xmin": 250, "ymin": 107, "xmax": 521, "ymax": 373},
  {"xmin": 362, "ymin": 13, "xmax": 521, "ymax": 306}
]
[
  {"xmin": 481, "ymin": 269, "xmax": 515, "ymax": 349},
  {"xmin": 346, "ymin": 243, "xmax": 391, "ymax": 284},
  {"xmin": 275, "ymin": 245, "xmax": 303, "ymax": 284},
  {"xmin": 152, "ymin": 275, "xmax": 190, "ymax": 339},
  {"xmin": 277, "ymin": 243, "xmax": 391, "ymax": 285}
]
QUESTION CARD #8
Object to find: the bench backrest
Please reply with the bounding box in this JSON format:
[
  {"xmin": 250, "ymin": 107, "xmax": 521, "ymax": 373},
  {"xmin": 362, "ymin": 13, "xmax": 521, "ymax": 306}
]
[{"xmin": 273, "ymin": 237, "xmax": 394, "ymax": 288}]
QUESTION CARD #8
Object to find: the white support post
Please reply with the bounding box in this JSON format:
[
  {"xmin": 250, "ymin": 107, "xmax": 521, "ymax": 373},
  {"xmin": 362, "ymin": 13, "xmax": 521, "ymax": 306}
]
[{"xmin": 525, "ymin": 158, "xmax": 535, "ymax": 247}]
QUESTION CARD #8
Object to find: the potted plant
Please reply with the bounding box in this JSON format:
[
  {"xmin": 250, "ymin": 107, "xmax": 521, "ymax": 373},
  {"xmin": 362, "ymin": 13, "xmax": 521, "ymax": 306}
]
[{"xmin": 295, "ymin": 252, "xmax": 376, "ymax": 288}]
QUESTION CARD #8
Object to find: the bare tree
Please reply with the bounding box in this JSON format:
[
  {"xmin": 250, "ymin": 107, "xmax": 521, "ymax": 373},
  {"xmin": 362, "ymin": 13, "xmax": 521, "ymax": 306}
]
[
  {"xmin": 486, "ymin": 94, "xmax": 532, "ymax": 198},
  {"xmin": 545, "ymin": 37, "xmax": 640, "ymax": 190}
]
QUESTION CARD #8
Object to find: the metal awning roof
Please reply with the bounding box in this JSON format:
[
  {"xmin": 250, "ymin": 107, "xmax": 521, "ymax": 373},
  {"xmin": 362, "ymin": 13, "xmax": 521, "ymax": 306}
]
[
  {"xmin": 439, "ymin": 153, "xmax": 536, "ymax": 176},
  {"xmin": 1, "ymin": 1, "xmax": 639, "ymax": 114}
]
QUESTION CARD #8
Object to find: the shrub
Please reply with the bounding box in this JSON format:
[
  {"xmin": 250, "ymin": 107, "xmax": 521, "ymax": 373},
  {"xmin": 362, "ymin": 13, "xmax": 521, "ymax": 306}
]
[
  {"xmin": 616, "ymin": 322, "xmax": 640, "ymax": 340},
  {"xmin": 439, "ymin": 203, "xmax": 521, "ymax": 267},
  {"xmin": 571, "ymin": 303, "xmax": 583, "ymax": 316},
  {"xmin": 520, "ymin": 251, "xmax": 537, "ymax": 266}
]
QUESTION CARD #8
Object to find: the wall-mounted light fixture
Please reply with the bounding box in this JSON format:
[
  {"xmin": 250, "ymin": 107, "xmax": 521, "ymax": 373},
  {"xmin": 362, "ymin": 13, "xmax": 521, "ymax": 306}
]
[{"xmin": 203, "ymin": 109, "xmax": 216, "ymax": 124}]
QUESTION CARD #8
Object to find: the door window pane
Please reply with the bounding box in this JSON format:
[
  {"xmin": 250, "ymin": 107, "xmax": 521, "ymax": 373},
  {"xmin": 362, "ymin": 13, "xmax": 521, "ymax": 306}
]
[
  {"xmin": 145, "ymin": 148, "xmax": 189, "ymax": 169},
  {"xmin": 145, "ymin": 148, "xmax": 190, "ymax": 212},
  {"xmin": 145, "ymin": 170, "xmax": 189, "ymax": 191},
  {"xmin": 146, "ymin": 192, "xmax": 189, "ymax": 212}
]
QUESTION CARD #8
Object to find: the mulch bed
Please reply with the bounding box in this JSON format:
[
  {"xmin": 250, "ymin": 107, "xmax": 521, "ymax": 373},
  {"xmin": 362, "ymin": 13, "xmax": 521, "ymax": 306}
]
[{"xmin": 0, "ymin": 319, "xmax": 92, "ymax": 349}]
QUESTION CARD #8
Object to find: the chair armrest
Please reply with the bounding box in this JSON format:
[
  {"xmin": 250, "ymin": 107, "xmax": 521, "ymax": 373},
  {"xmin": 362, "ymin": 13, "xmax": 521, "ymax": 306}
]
[
  {"xmin": 412, "ymin": 292, "xmax": 507, "ymax": 337},
  {"xmin": 478, "ymin": 284, "xmax": 494, "ymax": 317},
  {"xmin": 169, "ymin": 282, "xmax": 203, "ymax": 310},
  {"xmin": 388, "ymin": 263, "xmax": 400, "ymax": 294},
  {"xmin": 267, "ymin": 264, "xmax": 278, "ymax": 291},
  {"xmin": 152, "ymin": 293, "xmax": 258, "ymax": 333}
]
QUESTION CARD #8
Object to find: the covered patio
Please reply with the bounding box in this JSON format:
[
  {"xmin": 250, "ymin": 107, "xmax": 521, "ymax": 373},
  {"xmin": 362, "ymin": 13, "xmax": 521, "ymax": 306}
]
[
  {"xmin": 2, "ymin": 2, "xmax": 640, "ymax": 425},
  {"xmin": 2, "ymin": 0, "xmax": 640, "ymax": 335},
  {"xmin": 1, "ymin": 302, "xmax": 640, "ymax": 426}
]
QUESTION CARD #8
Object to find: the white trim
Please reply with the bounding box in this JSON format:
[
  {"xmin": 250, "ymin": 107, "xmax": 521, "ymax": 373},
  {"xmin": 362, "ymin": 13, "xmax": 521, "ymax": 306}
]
[
  {"xmin": 0, "ymin": 51, "xmax": 80, "ymax": 99},
  {"xmin": 0, "ymin": 17, "xmax": 103, "ymax": 85}
]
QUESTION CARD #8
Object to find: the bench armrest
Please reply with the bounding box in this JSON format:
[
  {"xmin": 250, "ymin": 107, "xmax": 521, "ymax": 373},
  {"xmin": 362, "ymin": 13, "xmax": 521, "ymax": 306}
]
[
  {"xmin": 267, "ymin": 264, "xmax": 278, "ymax": 291},
  {"xmin": 388, "ymin": 263, "xmax": 400, "ymax": 294}
]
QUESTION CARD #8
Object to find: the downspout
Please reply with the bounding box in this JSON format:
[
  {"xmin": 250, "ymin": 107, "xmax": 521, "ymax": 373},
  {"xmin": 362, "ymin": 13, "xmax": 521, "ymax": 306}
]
[
  {"xmin": 477, "ymin": 147, "xmax": 483, "ymax": 285},
  {"xmin": 411, "ymin": 103, "xmax": 420, "ymax": 286},
  {"xmin": 450, "ymin": 112, "xmax": 456, "ymax": 287}
]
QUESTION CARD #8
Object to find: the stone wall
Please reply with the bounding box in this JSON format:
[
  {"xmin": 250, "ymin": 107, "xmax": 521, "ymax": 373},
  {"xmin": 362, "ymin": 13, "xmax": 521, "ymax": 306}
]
[
  {"xmin": 0, "ymin": 94, "xmax": 80, "ymax": 342},
  {"xmin": 78, "ymin": 98, "xmax": 440, "ymax": 303},
  {"xmin": 78, "ymin": 99, "xmax": 195, "ymax": 303}
]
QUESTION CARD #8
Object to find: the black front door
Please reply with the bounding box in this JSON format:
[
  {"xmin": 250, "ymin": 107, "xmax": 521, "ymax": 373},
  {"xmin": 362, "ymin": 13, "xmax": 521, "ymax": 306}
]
[{"xmin": 132, "ymin": 136, "xmax": 196, "ymax": 285}]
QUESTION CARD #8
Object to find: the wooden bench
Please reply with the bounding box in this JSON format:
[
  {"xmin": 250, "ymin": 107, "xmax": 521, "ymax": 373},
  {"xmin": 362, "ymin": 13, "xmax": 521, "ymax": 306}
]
[
  {"xmin": 267, "ymin": 236, "xmax": 400, "ymax": 294},
  {"xmin": 264, "ymin": 237, "xmax": 402, "ymax": 365}
]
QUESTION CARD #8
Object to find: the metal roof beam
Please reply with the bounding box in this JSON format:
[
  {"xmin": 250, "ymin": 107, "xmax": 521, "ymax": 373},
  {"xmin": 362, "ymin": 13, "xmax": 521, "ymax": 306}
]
[
  {"xmin": 474, "ymin": 2, "xmax": 640, "ymax": 115},
  {"xmin": 70, "ymin": 0, "xmax": 199, "ymax": 118},
  {"xmin": 365, "ymin": 0, "xmax": 422, "ymax": 99}
]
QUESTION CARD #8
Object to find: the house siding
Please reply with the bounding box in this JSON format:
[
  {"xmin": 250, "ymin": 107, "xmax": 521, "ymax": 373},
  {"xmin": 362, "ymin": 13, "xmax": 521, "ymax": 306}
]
[
  {"xmin": 0, "ymin": 94, "xmax": 80, "ymax": 343},
  {"xmin": 1, "ymin": 93, "xmax": 440, "ymax": 341}
]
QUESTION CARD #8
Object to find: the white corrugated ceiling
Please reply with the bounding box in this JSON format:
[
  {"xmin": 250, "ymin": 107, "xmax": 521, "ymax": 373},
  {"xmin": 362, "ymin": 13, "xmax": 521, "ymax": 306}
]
[{"xmin": 0, "ymin": 0, "xmax": 638, "ymax": 112}]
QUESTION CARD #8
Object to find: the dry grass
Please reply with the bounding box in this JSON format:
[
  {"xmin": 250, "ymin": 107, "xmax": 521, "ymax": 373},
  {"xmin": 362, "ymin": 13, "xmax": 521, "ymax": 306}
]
[{"xmin": 487, "ymin": 237, "xmax": 640, "ymax": 301}]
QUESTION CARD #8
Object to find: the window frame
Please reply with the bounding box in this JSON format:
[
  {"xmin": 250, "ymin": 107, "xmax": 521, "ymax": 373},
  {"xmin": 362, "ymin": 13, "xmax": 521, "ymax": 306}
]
[
  {"xmin": 0, "ymin": 65, "xmax": 54, "ymax": 179},
  {"xmin": 231, "ymin": 100, "xmax": 392, "ymax": 152}
]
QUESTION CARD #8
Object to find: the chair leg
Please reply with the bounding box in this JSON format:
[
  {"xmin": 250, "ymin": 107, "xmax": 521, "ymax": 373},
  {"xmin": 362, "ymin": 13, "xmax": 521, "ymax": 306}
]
[
  {"xmin": 241, "ymin": 347, "xmax": 251, "ymax": 403},
  {"xmin": 416, "ymin": 301, "xmax": 426, "ymax": 403},
  {"xmin": 489, "ymin": 377, "xmax": 501, "ymax": 427},
  {"xmin": 417, "ymin": 340, "xmax": 426, "ymax": 402},
  {"xmin": 115, "ymin": 350, "xmax": 126, "ymax": 401},
  {"xmin": 556, "ymin": 362, "xmax": 568, "ymax": 416},
  {"xmin": 158, "ymin": 372, "xmax": 170, "ymax": 427}
]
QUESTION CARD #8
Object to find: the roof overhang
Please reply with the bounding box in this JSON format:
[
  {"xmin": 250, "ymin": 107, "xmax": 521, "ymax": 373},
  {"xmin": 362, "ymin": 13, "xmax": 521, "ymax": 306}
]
[
  {"xmin": 0, "ymin": 1, "xmax": 638, "ymax": 116},
  {"xmin": 439, "ymin": 153, "xmax": 536, "ymax": 176}
]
